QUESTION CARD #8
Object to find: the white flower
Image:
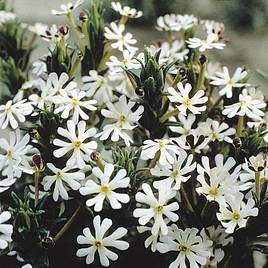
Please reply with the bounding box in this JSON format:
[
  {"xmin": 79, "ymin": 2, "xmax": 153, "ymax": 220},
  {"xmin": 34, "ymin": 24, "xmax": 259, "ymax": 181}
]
[
  {"xmin": 0, "ymin": 99, "xmax": 33, "ymax": 129},
  {"xmin": 198, "ymin": 119, "xmax": 236, "ymax": 143},
  {"xmin": 156, "ymin": 14, "xmax": 197, "ymax": 32},
  {"xmin": 76, "ymin": 215, "xmax": 129, "ymax": 266},
  {"xmin": 169, "ymin": 113, "xmax": 196, "ymax": 137},
  {"xmin": 210, "ymin": 66, "xmax": 248, "ymax": 98},
  {"xmin": 201, "ymin": 20, "xmax": 225, "ymax": 40},
  {"xmin": 133, "ymin": 183, "xmax": 179, "ymax": 236},
  {"xmin": 216, "ymin": 193, "xmax": 258, "ymax": 233},
  {"xmin": 106, "ymin": 50, "xmax": 140, "ymax": 72},
  {"xmin": 80, "ymin": 163, "xmax": 130, "ymax": 212},
  {"xmin": 0, "ymin": 11, "xmax": 16, "ymax": 25},
  {"xmin": 96, "ymin": 95, "xmax": 143, "ymax": 146},
  {"xmin": 186, "ymin": 33, "xmax": 226, "ymax": 52},
  {"xmin": 200, "ymin": 225, "xmax": 233, "ymax": 264},
  {"xmin": 51, "ymin": 0, "xmax": 84, "ymax": 15},
  {"xmin": 28, "ymin": 78, "xmax": 54, "ymax": 111},
  {"xmin": 104, "ymin": 22, "xmax": 137, "ymax": 52},
  {"xmin": 157, "ymin": 225, "xmax": 212, "ymax": 268},
  {"xmin": 82, "ymin": 70, "xmax": 113, "ymax": 103},
  {"xmin": 168, "ymin": 82, "xmax": 208, "ymax": 116},
  {"xmin": 111, "ymin": 2, "xmax": 142, "ymax": 18},
  {"xmin": 141, "ymin": 139, "xmax": 180, "ymax": 166},
  {"xmin": 160, "ymin": 40, "xmax": 189, "ymax": 64},
  {"xmin": 0, "ymin": 130, "xmax": 33, "ymax": 181},
  {"xmin": 53, "ymin": 89, "xmax": 97, "ymax": 123},
  {"xmin": 173, "ymin": 133, "xmax": 210, "ymax": 153},
  {"xmin": 248, "ymin": 153, "xmax": 265, "ymax": 172},
  {"xmin": 222, "ymin": 88, "xmax": 266, "ymax": 120},
  {"xmin": 0, "ymin": 211, "xmax": 13, "ymax": 250},
  {"xmin": 43, "ymin": 163, "xmax": 85, "ymax": 201},
  {"xmin": 49, "ymin": 72, "xmax": 78, "ymax": 96},
  {"xmin": 32, "ymin": 61, "xmax": 47, "ymax": 76},
  {"xmin": 196, "ymin": 167, "xmax": 239, "ymax": 205},
  {"xmin": 28, "ymin": 22, "xmax": 48, "ymax": 36},
  {"xmin": 53, "ymin": 120, "xmax": 97, "ymax": 169},
  {"xmin": 151, "ymin": 150, "xmax": 196, "ymax": 190}
]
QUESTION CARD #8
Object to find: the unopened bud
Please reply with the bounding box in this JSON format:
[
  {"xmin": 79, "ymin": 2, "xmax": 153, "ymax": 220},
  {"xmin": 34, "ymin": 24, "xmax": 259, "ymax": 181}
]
[
  {"xmin": 58, "ymin": 25, "xmax": 69, "ymax": 36},
  {"xmin": 32, "ymin": 154, "xmax": 43, "ymax": 170},
  {"xmin": 199, "ymin": 54, "xmax": 207, "ymax": 65},
  {"xmin": 233, "ymin": 138, "xmax": 242, "ymax": 149},
  {"xmin": 135, "ymin": 87, "xmax": 144, "ymax": 97},
  {"xmin": 90, "ymin": 152, "xmax": 101, "ymax": 162},
  {"xmin": 79, "ymin": 12, "xmax": 88, "ymax": 22}
]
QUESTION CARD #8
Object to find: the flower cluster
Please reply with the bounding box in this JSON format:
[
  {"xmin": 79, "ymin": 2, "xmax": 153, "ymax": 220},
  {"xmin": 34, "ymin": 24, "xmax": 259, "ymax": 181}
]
[{"xmin": 0, "ymin": 1, "xmax": 267, "ymax": 268}]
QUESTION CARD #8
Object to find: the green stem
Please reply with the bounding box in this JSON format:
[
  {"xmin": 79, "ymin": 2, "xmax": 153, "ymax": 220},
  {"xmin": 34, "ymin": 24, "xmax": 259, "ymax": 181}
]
[
  {"xmin": 81, "ymin": 21, "xmax": 91, "ymax": 49},
  {"xmin": 160, "ymin": 109, "xmax": 179, "ymax": 123},
  {"xmin": 67, "ymin": 11, "xmax": 84, "ymax": 52},
  {"xmin": 148, "ymin": 151, "xmax": 160, "ymax": 169},
  {"xmin": 171, "ymin": 71, "xmax": 182, "ymax": 88},
  {"xmin": 119, "ymin": 15, "xmax": 128, "ymax": 25},
  {"xmin": 196, "ymin": 61, "xmax": 206, "ymax": 91},
  {"xmin": 180, "ymin": 185, "xmax": 194, "ymax": 213},
  {"xmin": 34, "ymin": 171, "xmax": 40, "ymax": 207},
  {"xmin": 53, "ymin": 201, "xmax": 82, "ymax": 242},
  {"xmin": 69, "ymin": 51, "xmax": 83, "ymax": 79},
  {"xmin": 255, "ymin": 171, "xmax": 261, "ymax": 201},
  {"xmin": 236, "ymin": 116, "xmax": 244, "ymax": 137},
  {"xmin": 97, "ymin": 47, "xmax": 117, "ymax": 73}
]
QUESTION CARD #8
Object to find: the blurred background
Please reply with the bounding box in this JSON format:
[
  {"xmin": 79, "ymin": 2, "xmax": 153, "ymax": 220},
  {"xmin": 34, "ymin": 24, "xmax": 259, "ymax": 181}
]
[{"xmin": 10, "ymin": 0, "xmax": 268, "ymax": 92}]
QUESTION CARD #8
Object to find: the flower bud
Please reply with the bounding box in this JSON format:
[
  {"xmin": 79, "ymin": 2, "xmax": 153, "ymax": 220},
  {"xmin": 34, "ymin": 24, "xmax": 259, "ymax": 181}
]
[
  {"xmin": 32, "ymin": 154, "xmax": 43, "ymax": 170},
  {"xmin": 79, "ymin": 12, "xmax": 88, "ymax": 22},
  {"xmin": 58, "ymin": 25, "xmax": 69, "ymax": 36},
  {"xmin": 199, "ymin": 54, "xmax": 207, "ymax": 65}
]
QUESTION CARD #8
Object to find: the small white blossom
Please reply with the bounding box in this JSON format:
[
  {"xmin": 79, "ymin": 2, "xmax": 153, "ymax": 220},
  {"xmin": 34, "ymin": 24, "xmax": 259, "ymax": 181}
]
[
  {"xmin": 141, "ymin": 139, "xmax": 180, "ymax": 166},
  {"xmin": 186, "ymin": 33, "xmax": 226, "ymax": 52},
  {"xmin": 51, "ymin": 0, "xmax": 84, "ymax": 15},
  {"xmin": 151, "ymin": 150, "xmax": 196, "ymax": 190},
  {"xmin": 106, "ymin": 50, "xmax": 140, "ymax": 72},
  {"xmin": 222, "ymin": 88, "xmax": 266, "ymax": 120},
  {"xmin": 217, "ymin": 193, "xmax": 258, "ymax": 233},
  {"xmin": 169, "ymin": 113, "xmax": 196, "ymax": 137},
  {"xmin": 49, "ymin": 72, "xmax": 78, "ymax": 96},
  {"xmin": 0, "ymin": 99, "xmax": 33, "ymax": 129},
  {"xmin": 53, "ymin": 89, "xmax": 97, "ymax": 123},
  {"xmin": 0, "ymin": 11, "xmax": 16, "ymax": 25},
  {"xmin": 28, "ymin": 22, "xmax": 48, "ymax": 36},
  {"xmin": 53, "ymin": 120, "xmax": 97, "ymax": 169},
  {"xmin": 199, "ymin": 119, "xmax": 236, "ymax": 143},
  {"xmin": 104, "ymin": 22, "xmax": 137, "ymax": 52},
  {"xmin": 168, "ymin": 82, "xmax": 208, "ymax": 116},
  {"xmin": 0, "ymin": 130, "xmax": 33, "ymax": 181},
  {"xmin": 32, "ymin": 61, "xmax": 47, "ymax": 76},
  {"xmin": 43, "ymin": 163, "xmax": 85, "ymax": 201},
  {"xmin": 156, "ymin": 14, "xmax": 197, "ymax": 32},
  {"xmin": 76, "ymin": 215, "xmax": 129, "ymax": 266},
  {"xmin": 82, "ymin": 70, "xmax": 114, "ymax": 103},
  {"xmin": 111, "ymin": 2, "xmax": 142, "ymax": 18},
  {"xmin": 210, "ymin": 66, "xmax": 248, "ymax": 98},
  {"xmin": 157, "ymin": 225, "xmax": 212, "ymax": 268},
  {"xmin": 173, "ymin": 133, "xmax": 210, "ymax": 153},
  {"xmin": 133, "ymin": 183, "xmax": 179, "ymax": 236},
  {"xmin": 97, "ymin": 95, "xmax": 143, "ymax": 146},
  {"xmin": 0, "ymin": 211, "xmax": 13, "ymax": 250},
  {"xmin": 80, "ymin": 163, "xmax": 130, "ymax": 212}
]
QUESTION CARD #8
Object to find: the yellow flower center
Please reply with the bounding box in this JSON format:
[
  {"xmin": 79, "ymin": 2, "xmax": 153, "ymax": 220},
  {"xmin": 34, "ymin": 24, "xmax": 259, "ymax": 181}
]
[
  {"xmin": 171, "ymin": 169, "xmax": 180, "ymax": 177},
  {"xmin": 73, "ymin": 140, "xmax": 82, "ymax": 148},
  {"xmin": 183, "ymin": 98, "xmax": 192, "ymax": 108},
  {"xmin": 122, "ymin": 58, "xmax": 128, "ymax": 65},
  {"xmin": 155, "ymin": 205, "xmax": 164, "ymax": 214},
  {"xmin": 100, "ymin": 184, "xmax": 111, "ymax": 193},
  {"xmin": 72, "ymin": 98, "xmax": 79, "ymax": 106},
  {"xmin": 232, "ymin": 212, "xmax": 240, "ymax": 220},
  {"xmin": 56, "ymin": 171, "xmax": 63, "ymax": 179},
  {"xmin": 6, "ymin": 149, "xmax": 13, "ymax": 157},
  {"xmin": 119, "ymin": 115, "xmax": 126, "ymax": 123},
  {"xmin": 211, "ymin": 131, "xmax": 218, "ymax": 140},
  {"xmin": 94, "ymin": 240, "xmax": 103, "ymax": 248},
  {"xmin": 178, "ymin": 244, "xmax": 191, "ymax": 252},
  {"xmin": 227, "ymin": 79, "xmax": 234, "ymax": 86},
  {"xmin": 158, "ymin": 140, "xmax": 166, "ymax": 148},
  {"xmin": 209, "ymin": 187, "xmax": 219, "ymax": 197}
]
